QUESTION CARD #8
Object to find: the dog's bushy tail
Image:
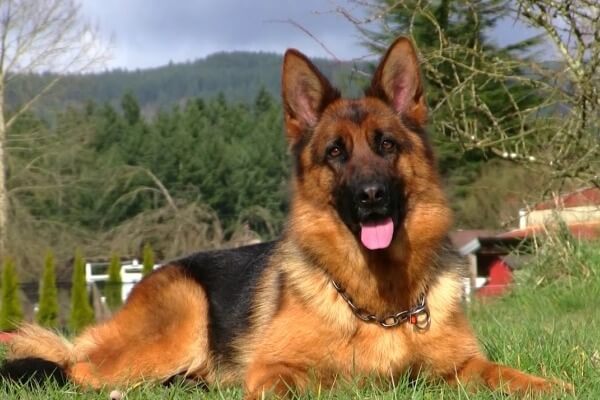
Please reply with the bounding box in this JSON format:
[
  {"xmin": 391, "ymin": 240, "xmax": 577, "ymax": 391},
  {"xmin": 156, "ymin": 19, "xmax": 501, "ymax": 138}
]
[{"xmin": 0, "ymin": 324, "xmax": 74, "ymax": 386}]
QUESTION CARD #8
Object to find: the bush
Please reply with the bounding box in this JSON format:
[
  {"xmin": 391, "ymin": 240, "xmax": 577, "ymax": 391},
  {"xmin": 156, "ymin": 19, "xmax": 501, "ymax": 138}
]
[
  {"xmin": 142, "ymin": 243, "xmax": 155, "ymax": 276},
  {"xmin": 105, "ymin": 253, "xmax": 122, "ymax": 311},
  {"xmin": 69, "ymin": 249, "xmax": 94, "ymax": 333},
  {"xmin": 0, "ymin": 257, "xmax": 24, "ymax": 330},
  {"xmin": 36, "ymin": 250, "xmax": 59, "ymax": 328},
  {"xmin": 519, "ymin": 220, "xmax": 600, "ymax": 286}
]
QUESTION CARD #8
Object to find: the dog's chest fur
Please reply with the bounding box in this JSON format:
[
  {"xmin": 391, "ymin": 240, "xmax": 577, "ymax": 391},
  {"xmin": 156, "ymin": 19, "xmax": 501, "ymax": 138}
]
[{"xmin": 237, "ymin": 244, "xmax": 472, "ymax": 381}]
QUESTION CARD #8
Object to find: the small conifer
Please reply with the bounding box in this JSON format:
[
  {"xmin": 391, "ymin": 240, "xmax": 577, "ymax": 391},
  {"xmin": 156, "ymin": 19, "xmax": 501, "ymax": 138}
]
[
  {"xmin": 105, "ymin": 253, "xmax": 123, "ymax": 311},
  {"xmin": 142, "ymin": 243, "xmax": 155, "ymax": 277},
  {"xmin": 69, "ymin": 249, "xmax": 94, "ymax": 333},
  {"xmin": 37, "ymin": 250, "xmax": 59, "ymax": 328},
  {"xmin": 0, "ymin": 257, "xmax": 24, "ymax": 330}
]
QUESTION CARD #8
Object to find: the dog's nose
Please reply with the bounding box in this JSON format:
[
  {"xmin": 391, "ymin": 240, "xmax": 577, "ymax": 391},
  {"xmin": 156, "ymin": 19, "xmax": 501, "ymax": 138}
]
[{"xmin": 357, "ymin": 183, "xmax": 387, "ymax": 208}]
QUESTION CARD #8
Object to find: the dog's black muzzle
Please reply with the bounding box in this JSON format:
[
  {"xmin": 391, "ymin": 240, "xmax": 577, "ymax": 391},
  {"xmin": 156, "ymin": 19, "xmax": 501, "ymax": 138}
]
[
  {"xmin": 336, "ymin": 178, "xmax": 404, "ymax": 232},
  {"xmin": 354, "ymin": 181, "xmax": 392, "ymax": 222}
]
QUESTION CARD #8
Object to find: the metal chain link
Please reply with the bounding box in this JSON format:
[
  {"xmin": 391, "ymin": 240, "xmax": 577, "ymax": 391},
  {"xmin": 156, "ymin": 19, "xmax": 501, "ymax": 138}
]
[{"xmin": 331, "ymin": 280, "xmax": 430, "ymax": 330}]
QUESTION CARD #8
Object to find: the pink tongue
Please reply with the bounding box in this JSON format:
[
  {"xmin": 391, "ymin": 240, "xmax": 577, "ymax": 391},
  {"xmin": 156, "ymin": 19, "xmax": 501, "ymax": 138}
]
[{"xmin": 360, "ymin": 217, "xmax": 394, "ymax": 250}]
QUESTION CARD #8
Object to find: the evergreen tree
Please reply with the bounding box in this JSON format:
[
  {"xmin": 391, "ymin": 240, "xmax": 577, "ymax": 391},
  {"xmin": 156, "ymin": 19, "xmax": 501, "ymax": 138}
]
[
  {"xmin": 36, "ymin": 250, "xmax": 59, "ymax": 328},
  {"xmin": 121, "ymin": 91, "xmax": 141, "ymax": 126},
  {"xmin": 0, "ymin": 257, "xmax": 23, "ymax": 330},
  {"xmin": 69, "ymin": 249, "xmax": 94, "ymax": 333},
  {"xmin": 254, "ymin": 86, "xmax": 273, "ymax": 114},
  {"xmin": 142, "ymin": 243, "xmax": 155, "ymax": 276},
  {"xmin": 105, "ymin": 253, "xmax": 122, "ymax": 311}
]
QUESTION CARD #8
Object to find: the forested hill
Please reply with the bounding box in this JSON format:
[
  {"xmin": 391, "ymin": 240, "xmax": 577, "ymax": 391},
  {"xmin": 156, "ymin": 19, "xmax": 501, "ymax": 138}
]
[{"xmin": 7, "ymin": 51, "xmax": 367, "ymax": 118}]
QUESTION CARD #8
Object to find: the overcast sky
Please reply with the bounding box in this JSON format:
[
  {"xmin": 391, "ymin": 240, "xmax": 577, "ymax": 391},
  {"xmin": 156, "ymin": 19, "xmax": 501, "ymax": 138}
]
[{"xmin": 80, "ymin": 0, "xmax": 543, "ymax": 71}]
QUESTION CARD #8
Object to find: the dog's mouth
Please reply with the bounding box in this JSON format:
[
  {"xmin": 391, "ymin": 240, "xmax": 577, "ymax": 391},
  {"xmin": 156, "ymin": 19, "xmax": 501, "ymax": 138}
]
[
  {"xmin": 355, "ymin": 196, "xmax": 405, "ymax": 251},
  {"xmin": 359, "ymin": 217, "xmax": 394, "ymax": 250},
  {"xmin": 334, "ymin": 180, "xmax": 406, "ymax": 251}
]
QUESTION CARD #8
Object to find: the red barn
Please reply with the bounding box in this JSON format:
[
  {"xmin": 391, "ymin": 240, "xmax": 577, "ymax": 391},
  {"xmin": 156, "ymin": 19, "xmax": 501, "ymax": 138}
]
[
  {"xmin": 476, "ymin": 258, "xmax": 513, "ymax": 297},
  {"xmin": 454, "ymin": 234, "xmax": 527, "ymax": 298}
]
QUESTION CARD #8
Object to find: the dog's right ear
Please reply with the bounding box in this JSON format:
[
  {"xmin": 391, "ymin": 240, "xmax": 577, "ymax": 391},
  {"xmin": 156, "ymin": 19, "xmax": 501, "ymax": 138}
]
[{"xmin": 282, "ymin": 49, "xmax": 340, "ymax": 145}]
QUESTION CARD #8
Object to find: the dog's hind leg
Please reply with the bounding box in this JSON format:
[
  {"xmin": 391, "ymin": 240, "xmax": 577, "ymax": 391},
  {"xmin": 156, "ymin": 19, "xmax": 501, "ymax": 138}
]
[{"xmin": 68, "ymin": 265, "xmax": 213, "ymax": 389}]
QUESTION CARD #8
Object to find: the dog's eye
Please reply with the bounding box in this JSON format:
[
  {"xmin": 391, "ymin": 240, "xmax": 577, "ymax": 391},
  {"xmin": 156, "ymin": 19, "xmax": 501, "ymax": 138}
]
[
  {"xmin": 381, "ymin": 139, "xmax": 396, "ymax": 152},
  {"xmin": 328, "ymin": 145, "xmax": 343, "ymax": 158}
]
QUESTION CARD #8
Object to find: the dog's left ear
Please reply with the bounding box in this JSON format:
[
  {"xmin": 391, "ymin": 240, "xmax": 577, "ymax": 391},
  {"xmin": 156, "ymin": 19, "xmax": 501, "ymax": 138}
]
[{"xmin": 368, "ymin": 37, "xmax": 427, "ymax": 126}]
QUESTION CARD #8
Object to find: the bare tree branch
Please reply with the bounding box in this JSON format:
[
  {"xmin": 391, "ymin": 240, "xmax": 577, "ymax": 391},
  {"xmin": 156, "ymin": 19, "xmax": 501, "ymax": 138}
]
[{"xmin": 0, "ymin": 0, "xmax": 109, "ymax": 256}]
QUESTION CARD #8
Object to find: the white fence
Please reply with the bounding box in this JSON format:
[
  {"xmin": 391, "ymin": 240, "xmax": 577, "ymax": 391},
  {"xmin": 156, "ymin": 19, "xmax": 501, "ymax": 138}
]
[{"xmin": 85, "ymin": 260, "xmax": 161, "ymax": 302}]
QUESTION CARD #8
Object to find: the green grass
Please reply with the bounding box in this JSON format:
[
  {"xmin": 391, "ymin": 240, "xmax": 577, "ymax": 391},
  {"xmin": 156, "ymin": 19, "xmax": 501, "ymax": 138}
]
[{"xmin": 2, "ymin": 241, "xmax": 599, "ymax": 399}]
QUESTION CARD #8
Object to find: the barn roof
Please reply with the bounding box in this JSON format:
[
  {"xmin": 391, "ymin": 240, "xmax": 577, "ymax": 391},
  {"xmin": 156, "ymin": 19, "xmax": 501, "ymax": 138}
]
[{"xmin": 533, "ymin": 187, "xmax": 600, "ymax": 210}]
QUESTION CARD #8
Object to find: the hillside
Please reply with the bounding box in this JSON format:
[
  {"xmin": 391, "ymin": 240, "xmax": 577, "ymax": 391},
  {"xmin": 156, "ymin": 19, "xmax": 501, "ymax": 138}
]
[{"xmin": 6, "ymin": 51, "xmax": 368, "ymax": 118}]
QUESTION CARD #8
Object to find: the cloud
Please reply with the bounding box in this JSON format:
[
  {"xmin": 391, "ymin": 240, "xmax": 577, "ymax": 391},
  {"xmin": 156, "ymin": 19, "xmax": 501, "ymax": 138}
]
[
  {"xmin": 80, "ymin": 0, "xmax": 547, "ymax": 70},
  {"xmin": 80, "ymin": 0, "xmax": 366, "ymax": 70}
]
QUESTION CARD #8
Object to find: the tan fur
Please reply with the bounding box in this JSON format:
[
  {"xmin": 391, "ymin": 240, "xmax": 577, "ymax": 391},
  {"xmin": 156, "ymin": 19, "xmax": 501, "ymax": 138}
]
[
  {"xmin": 240, "ymin": 244, "xmax": 482, "ymax": 398},
  {"xmin": 5, "ymin": 37, "xmax": 571, "ymax": 398},
  {"xmin": 8, "ymin": 324, "xmax": 74, "ymax": 368},
  {"xmin": 9, "ymin": 266, "xmax": 214, "ymax": 389}
]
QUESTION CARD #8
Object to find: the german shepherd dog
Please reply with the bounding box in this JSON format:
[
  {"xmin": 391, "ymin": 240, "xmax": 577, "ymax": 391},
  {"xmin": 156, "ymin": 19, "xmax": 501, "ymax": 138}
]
[{"xmin": 2, "ymin": 38, "xmax": 569, "ymax": 397}]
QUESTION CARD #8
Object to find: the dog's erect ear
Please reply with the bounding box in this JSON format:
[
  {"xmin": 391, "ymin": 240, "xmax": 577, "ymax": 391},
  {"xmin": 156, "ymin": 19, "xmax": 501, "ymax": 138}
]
[
  {"xmin": 282, "ymin": 49, "xmax": 340, "ymax": 144},
  {"xmin": 368, "ymin": 37, "xmax": 427, "ymax": 126}
]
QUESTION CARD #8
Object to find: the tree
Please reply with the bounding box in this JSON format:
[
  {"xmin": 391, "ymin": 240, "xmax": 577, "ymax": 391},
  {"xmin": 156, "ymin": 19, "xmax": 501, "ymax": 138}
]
[
  {"xmin": 0, "ymin": 257, "xmax": 23, "ymax": 330},
  {"xmin": 254, "ymin": 86, "xmax": 273, "ymax": 114},
  {"xmin": 105, "ymin": 253, "xmax": 122, "ymax": 311},
  {"xmin": 339, "ymin": 0, "xmax": 599, "ymax": 205},
  {"xmin": 361, "ymin": 2, "xmax": 543, "ymax": 155},
  {"xmin": 0, "ymin": 0, "xmax": 106, "ymax": 256},
  {"xmin": 121, "ymin": 91, "xmax": 141, "ymax": 126},
  {"xmin": 36, "ymin": 249, "xmax": 59, "ymax": 328},
  {"xmin": 142, "ymin": 243, "xmax": 155, "ymax": 276},
  {"xmin": 515, "ymin": 0, "xmax": 600, "ymax": 186},
  {"xmin": 69, "ymin": 249, "xmax": 94, "ymax": 333}
]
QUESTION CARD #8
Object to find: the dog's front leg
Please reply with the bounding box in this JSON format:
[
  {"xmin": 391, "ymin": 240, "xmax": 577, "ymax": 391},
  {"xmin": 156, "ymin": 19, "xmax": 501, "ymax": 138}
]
[
  {"xmin": 452, "ymin": 356, "xmax": 573, "ymax": 395},
  {"xmin": 243, "ymin": 361, "xmax": 310, "ymax": 399}
]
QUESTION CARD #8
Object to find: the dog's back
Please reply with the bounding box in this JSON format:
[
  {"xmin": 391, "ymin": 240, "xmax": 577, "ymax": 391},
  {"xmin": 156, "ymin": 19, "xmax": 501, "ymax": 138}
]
[{"xmin": 174, "ymin": 241, "xmax": 276, "ymax": 358}]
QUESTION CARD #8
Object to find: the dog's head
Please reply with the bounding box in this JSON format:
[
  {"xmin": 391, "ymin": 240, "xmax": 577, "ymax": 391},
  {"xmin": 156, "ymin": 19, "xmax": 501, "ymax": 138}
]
[{"xmin": 282, "ymin": 37, "xmax": 451, "ymax": 252}]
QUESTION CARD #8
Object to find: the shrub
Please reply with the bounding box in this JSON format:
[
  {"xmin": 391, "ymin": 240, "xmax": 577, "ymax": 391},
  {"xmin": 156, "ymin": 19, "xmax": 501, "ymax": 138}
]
[
  {"xmin": 0, "ymin": 257, "xmax": 24, "ymax": 330},
  {"xmin": 69, "ymin": 249, "xmax": 94, "ymax": 333},
  {"xmin": 105, "ymin": 253, "xmax": 122, "ymax": 311},
  {"xmin": 519, "ymin": 220, "xmax": 599, "ymax": 286},
  {"xmin": 142, "ymin": 243, "xmax": 155, "ymax": 276},
  {"xmin": 36, "ymin": 250, "xmax": 59, "ymax": 328}
]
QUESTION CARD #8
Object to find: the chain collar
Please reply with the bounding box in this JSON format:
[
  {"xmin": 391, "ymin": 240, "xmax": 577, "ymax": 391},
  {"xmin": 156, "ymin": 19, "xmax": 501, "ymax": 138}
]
[{"xmin": 331, "ymin": 280, "xmax": 430, "ymax": 330}]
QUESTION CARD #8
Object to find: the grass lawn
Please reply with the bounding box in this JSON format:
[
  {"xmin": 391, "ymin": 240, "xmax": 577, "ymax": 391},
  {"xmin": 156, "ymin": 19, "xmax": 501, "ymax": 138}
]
[{"xmin": 2, "ymin": 241, "xmax": 599, "ymax": 399}]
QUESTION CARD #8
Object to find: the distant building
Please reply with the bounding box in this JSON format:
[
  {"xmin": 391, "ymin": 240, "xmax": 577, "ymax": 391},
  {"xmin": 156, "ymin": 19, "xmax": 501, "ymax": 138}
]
[
  {"xmin": 510, "ymin": 186, "xmax": 600, "ymax": 240},
  {"xmin": 456, "ymin": 187, "xmax": 600, "ymax": 298},
  {"xmin": 451, "ymin": 231, "xmax": 528, "ymax": 299}
]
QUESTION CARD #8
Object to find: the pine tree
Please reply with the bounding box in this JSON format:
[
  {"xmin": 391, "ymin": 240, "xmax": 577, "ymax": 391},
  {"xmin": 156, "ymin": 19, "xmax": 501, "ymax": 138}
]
[
  {"xmin": 254, "ymin": 86, "xmax": 273, "ymax": 114},
  {"xmin": 142, "ymin": 243, "xmax": 155, "ymax": 277},
  {"xmin": 69, "ymin": 249, "xmax": 94, "ymax": 333},
  {"xmin": 36, "ymin": 250, "xmax": 59, "ymax": 328},
  {"xmin": 121, "ymin": 91, "xmax": 141, "ymax": 126},
  {"xmin": 105, "ymin": 253, "xmax": 122, "ymax": 311},
  {"xmin": 0, "ymin": 257, "xmax": 24, "ymax": 330}
]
